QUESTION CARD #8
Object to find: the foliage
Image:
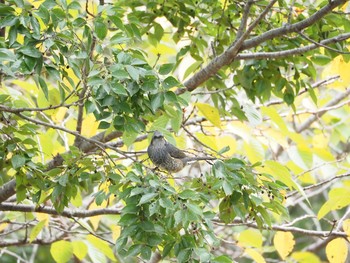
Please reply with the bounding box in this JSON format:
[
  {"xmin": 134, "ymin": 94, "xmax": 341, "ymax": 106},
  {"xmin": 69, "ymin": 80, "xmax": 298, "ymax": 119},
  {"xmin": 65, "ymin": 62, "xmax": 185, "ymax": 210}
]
[{"xmin": 0, "ymin": 0, "xmax": 350, "ymax": 262}]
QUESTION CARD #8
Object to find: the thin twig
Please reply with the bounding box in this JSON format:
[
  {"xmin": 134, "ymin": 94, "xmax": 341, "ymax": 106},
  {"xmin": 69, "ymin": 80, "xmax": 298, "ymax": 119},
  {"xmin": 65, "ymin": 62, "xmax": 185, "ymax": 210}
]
[
  {"xmin": 287, "ymin": 172, "xmax": 350, "ymax": 198},
  {"xmin": 299, "ymin": 31, "xmax": 350, "ymax": 55}
]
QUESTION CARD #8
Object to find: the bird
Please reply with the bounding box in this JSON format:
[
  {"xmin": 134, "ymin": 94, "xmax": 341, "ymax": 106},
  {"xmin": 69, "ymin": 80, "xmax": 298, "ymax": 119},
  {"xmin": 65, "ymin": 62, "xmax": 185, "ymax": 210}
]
[{"xmin": 147, "ymin": 130, "xmax": 216, "ymax": 173}]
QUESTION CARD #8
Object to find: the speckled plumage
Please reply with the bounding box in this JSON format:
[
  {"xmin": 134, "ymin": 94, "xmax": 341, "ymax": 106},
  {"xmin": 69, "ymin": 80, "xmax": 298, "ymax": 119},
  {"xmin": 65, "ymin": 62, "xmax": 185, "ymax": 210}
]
[{"xmin": 147, "ymin": 131, "xmax": 216, "ymax": 173}]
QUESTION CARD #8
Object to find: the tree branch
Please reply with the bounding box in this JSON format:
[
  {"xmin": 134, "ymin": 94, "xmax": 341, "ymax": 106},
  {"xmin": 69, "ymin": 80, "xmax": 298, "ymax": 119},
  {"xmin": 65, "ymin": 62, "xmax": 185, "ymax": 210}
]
[
  {"xmin": 299, "ymin": 31, "xmax": 350, "ymax": 55},
  {"xmin": 182, "ymin": 0, "xmax": 278, "ymax": 92},
  {"xmin": 180, "ymin": 0, "xmax": 347, "ymax": 93},
  {"xmin": 236, "ymin": 33, "xmax": 350, "ymax": 60},
  {"xmin": 287, "ymin": 172, "xmax": 350, "ymax": 198},
  {"xmin": 213, "ymin": 218, "xmax": 348, "ymax": 238},
  {"xmin": 235, "ymin": 0, "xmax": 254, "ymax": 40},
  {"xmin": 296, "ymin": 87, "xmax": 350, "ymax": 133},
  {"xmin": 240, "ymin": 0, "xmax": 348, "ymax": 51},
  {"xmin": 0, "ymin": 202, "xmax": 121, "ymax": 217}
]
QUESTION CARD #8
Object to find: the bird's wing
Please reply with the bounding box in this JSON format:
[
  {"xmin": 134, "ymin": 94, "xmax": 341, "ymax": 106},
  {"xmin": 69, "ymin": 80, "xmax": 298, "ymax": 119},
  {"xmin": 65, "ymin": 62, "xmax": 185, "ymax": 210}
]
[{"xmin": 165, "ymin": 141, "xmax": 187, "ymax": 159}]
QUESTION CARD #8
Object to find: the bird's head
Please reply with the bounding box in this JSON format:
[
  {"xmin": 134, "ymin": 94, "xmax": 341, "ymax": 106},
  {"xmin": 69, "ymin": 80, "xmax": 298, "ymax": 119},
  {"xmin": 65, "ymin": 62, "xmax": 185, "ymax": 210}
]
[
  {"xmin": 151, "ymin": 130, "xmax": 166, "ymax": 146},
  {"xmin": 153, "ymin": 130, "xmax": 164, "ymax": 139}
]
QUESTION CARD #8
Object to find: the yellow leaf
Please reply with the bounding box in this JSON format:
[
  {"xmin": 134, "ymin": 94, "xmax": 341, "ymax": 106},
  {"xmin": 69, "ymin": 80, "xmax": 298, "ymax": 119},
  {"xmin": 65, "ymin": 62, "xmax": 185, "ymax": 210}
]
[
  {"xmin": 238, "ymin": 229, "xmax": 263, "ymax": 248},
  {"xmin": 195, "ymin": 132, "xmax": 218, "ymax": 151},
  {"xmin": 217, "ymin": 135, "xmax": 237, "ymax": 156},
  {"xmin": 71, "ymin": 188, "xmax": 83, "ymax": 207},
  {"xmin": 228, "ymin": 122, "xmax": 251, "ymax": 141},
  {"xmin": 297, "ymin": 145, "xmax": 313, "ymax": 168},
  {"xmin": 72, "ymin": 241, "xmax": 88, "ymax": 260},
  {"xmin": 312, "ymin": 133, "xmax": 329, "ymax": 148},
  {"xmin": 273, "ymin": 231, "xmax": 295, "ymax": 260},
  {"xmin": 82, "ymin": 114, "xmax": 99, "ymax": 138},
  {"xmin": 87, "ymin": 235, "xmax": 116, "ymax": 261},
  {"xmin": 261, "ymin": 107, "xmax": 288, "ymax": 134},
  {"xmin": 0, "ymin": 222, "xmax": 8, "ymax": 232},
  {"xmin": 245, "ymin": 248, "xmax": 266, "ymax": 263},
  {"xmin": 313, "ymin": 148, "xmax": 335, "ymax": 162},
  {"xmin": 318, "ymin": 188, "xmax": 350, "ymax": 219},
  {"xmin": 343, "ymin": 219, "xmax": 350, "ymax": 237},
  {"xmin": 244, "ymin": 138, "xmax": 265, "ymax": 163},
  {"xmin": 111, "ymin": 225, "xmax": 121, "ymax": 241},
  {"xmin": 265, "ymin": 129, "xmax": 289, "ymax": 148},
  {"xmin": 291, "ymin": 251, "xmax": 321, "ymax": 263},
  {"xmin": 29, "ymin": 219, "xmax": 46, "ymax": 243},
  {"xmin": 326, "ymin": 238, "xmax": 348, "ymax": 263},
  {"xmin": 322, "ymin": 56, "xmax": 350, "ymax": 88},
  {"xmin": 36, "ymin": 213, "xmax": 50, "ymax": 226},
  {"xmin": 257, "ymin": 161, "xmax": 298, "ymax": 190},
  {"xmin": 52, "ymin": 107, "xmax": 68, "ymax": 123},
  {"xmin": 51, "ymin": 240, "xmax": 73, "ymax": 263},
  {"xmin": 196, "ymin": 103, "xmax": 221, "ymax": 128}
]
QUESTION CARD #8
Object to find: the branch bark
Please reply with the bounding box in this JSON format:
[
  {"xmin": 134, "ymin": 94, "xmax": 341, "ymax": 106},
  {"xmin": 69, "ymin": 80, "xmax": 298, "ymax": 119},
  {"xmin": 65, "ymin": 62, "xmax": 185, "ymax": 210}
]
[
  {"xmin": 236, "ymin": 33, "xmax": 350, "ymax": 60},
  {"xmin": 0, "ymin": 202, "xmax": 121, "ymax": 217},
  {"xmin": 180, "ymin": 0, "xmax": 348, "ymax": 93},
  {"xmin": 214, "ymin": 218, "xmax": 348, "ymax": 238}
]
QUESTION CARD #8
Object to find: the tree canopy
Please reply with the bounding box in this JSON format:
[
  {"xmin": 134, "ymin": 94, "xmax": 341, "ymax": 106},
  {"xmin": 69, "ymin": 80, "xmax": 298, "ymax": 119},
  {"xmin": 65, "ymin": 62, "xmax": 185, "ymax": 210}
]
[{"xmin": 1, "ymin": 0, "xmax": 350, "ymax": 262}]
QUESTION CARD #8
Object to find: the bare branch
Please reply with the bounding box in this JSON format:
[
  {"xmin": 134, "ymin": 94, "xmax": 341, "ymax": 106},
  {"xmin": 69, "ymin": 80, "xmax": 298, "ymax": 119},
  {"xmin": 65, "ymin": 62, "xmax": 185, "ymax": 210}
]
[
  {"xmin": 213, "ymin": 218, "xmax": 348, "ymax": 238},
  {"xmin": 299, "ymin": 31, "xmax": 350, "ymax": 55},
  {"xmin": 296, "ymin": 87, "xmax": 350, "ymax": 133},
  {"xmin": 287, "ymin": 172, "xmax": 350, "ymax": 198},
  {"xmin": 236, "ymin": 33, "xmax": 350, "ymax": 60}
]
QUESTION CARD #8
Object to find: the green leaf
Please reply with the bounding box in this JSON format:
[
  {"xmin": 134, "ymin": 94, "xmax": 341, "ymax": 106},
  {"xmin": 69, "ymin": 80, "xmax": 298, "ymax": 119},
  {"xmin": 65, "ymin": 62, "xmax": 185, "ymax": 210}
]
[
  {"xmin": 186, "ymin": 203, "xmax": 203, "ymax": 216},
  {"xmin": 162, "ymin": 242, "xmax": 175, "ymax": 258},
  {"xmin": 12, "ymin": 154, "xmax": 26, "ymax": 169},
  {"xmin": 213, "ymin": 255, "xmax": 233, "ymax": 263},
  {"xmin": 30, "ymin": 220, "xmax": 47, "ymax": 242},
  {"xmin": 111, "ymin": 82, "xmax": 128, "ymax": 96},
  {"xmin": 178, "ymin": 189, "xmax": 199, "ymax": 200},
  {"xmin": 177, "ymin": 248, "xmax": 191, "ymax": 263},
  {"xmin": 283, "ymin": 92, "xmax": 294, "ymax": 105},
  {"xmin": 125, "ymin": 65, "xmax": 140, "ymax": 82},
  {"xmin": 183, "ymin": 61, "xmax": 202, "ymax": 80},
  {"xmin": 16, "ymin": 185, "xmax": 27, "ymax": 203},
  {"xmin": 218, "ymin": 145, "xmax": 230, "ymax": 155},
  {"xmin": 0, "ymin": 5, "xmax": 15, "ymax": 15},
  {"xmin": 109, "ymin": 16, "xmax": 124, "ymax": 29},
  {"xmin": 50, "ymin": 241, "xmax": 73, "ymax": 263},
  {"xmin": 153, "ymin": 23, "xmax": 164, "ymax": 41},
  {"xmin": 162, "ymin": 76, "xmax": 179, "ymax": 89},
  {"xmin": 159, "ymin": 197, "xmax": 173, "ymax": 208},
  {"xmin": 138, "ymin": 193, "xmax": 158, "ymax": 205},
  {"xmin": 94, "ymin": 17, "xmax": 108, "ymax": 40},
  {"xmin": 194, "ymin": 248, "xmax": 211, "ymax": 262},
  {"xmin": 127, "ymin": 244, "xmax": 143, "ymax": 257},
  {"xmin": 19, "ymin": 46, "xmax": 42, "ymax": 58},
  {"xmin": 313, "ymin": 54, "xmax": 332, "ymax": 66},
  {"xmin": 0, "ymin": 94, "xmax": 10, "ymax": 103},
  {"xmin": 150, "ymin": 92, "xmax": 164, "ymax": 112},
  {"xmin": 141, "ymin": 246, "xmax": 152, "ymax": 260},
  {"xmin": 307, "ymin": 87, "xmax": 318, "ymax": 105},
  {"xmin": 159, "ymin": 63, "xmax": 174, "ymax": 75},
  {"xmin": 0, "ymin": 48, "xmax": 16, "ymax": 61},
  {"xmin": 39, "ymin": 76, "xmax": 49, "ymax": 100}
]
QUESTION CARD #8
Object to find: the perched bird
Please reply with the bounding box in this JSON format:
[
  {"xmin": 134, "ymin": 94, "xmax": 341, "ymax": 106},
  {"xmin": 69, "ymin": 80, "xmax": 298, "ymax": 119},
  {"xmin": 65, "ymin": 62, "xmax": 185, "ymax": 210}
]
[{"xmin": 147, "ymin": 130, "xmax": 216, "ymax": 173}]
